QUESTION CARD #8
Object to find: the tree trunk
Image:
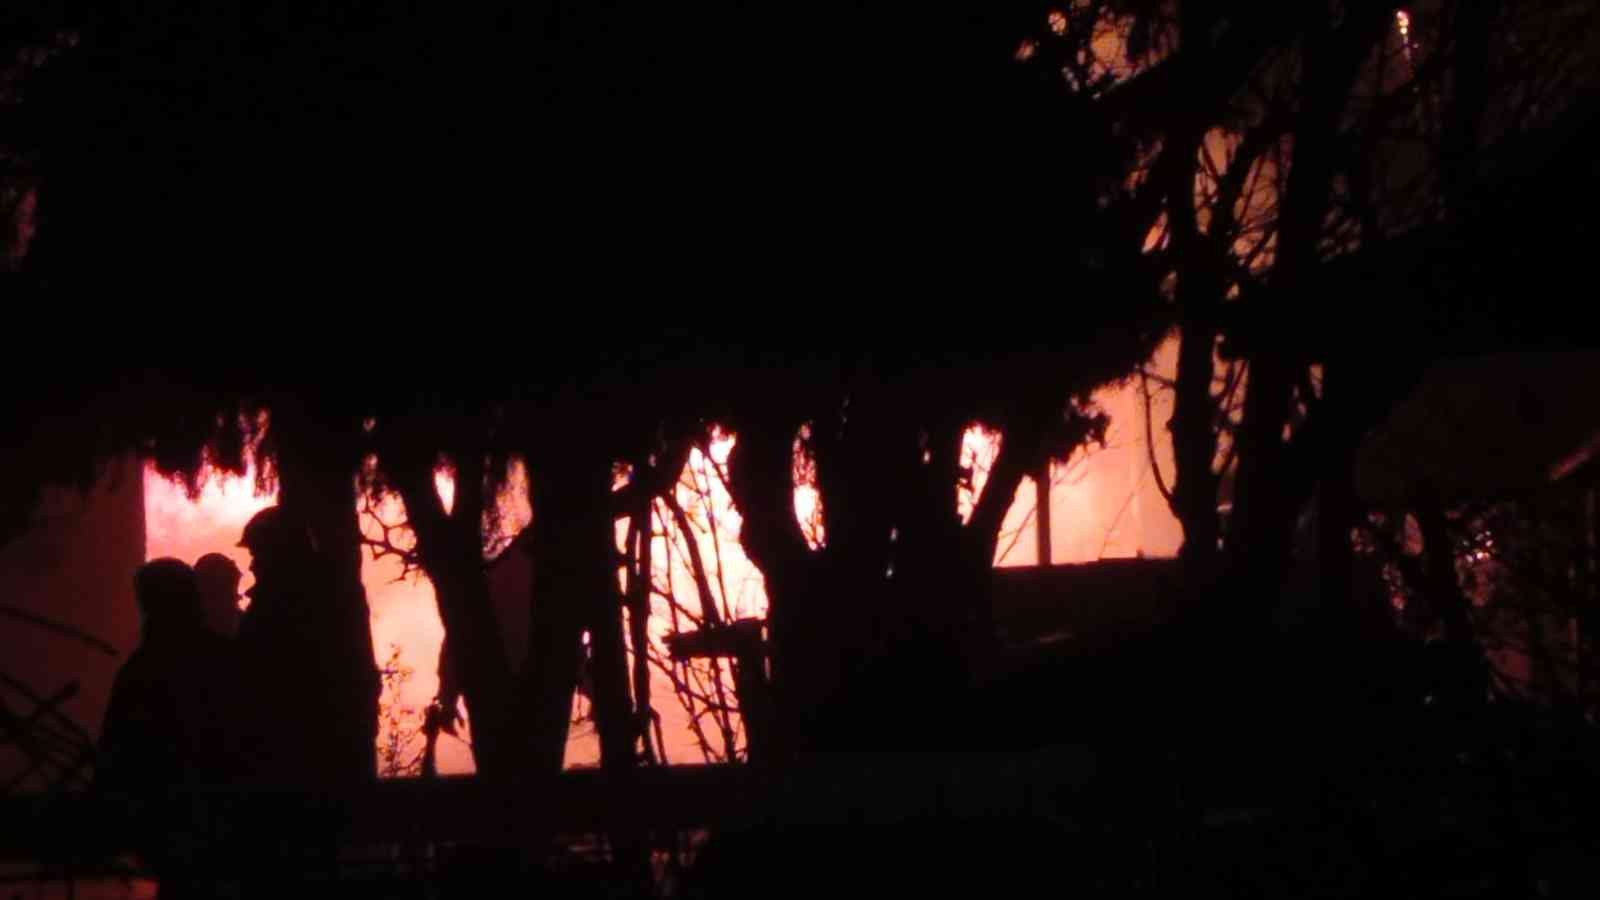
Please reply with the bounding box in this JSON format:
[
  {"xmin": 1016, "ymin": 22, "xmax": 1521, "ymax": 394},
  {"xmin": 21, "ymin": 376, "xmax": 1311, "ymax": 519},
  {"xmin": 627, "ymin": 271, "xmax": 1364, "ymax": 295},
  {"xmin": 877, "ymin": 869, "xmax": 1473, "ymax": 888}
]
[
  {"xmin": 387, "ymin": 444, "xmax": 519, "ymax": 779},
  {"xmin": 1226, "ymin": 7, "xmax": 1394, "ymax": 622},
  {"xmin": 518, "ymin": 445, "xmax": 619, "ymax": 776},
  {"xmin": 587, "ymin": 514, "xmax": 637, "ymax": 772},
  {"xmin": 1160, "ymin": 8, "xmax": 1225, "ymax": 592},
  {"xmin": 615, "ymin": 437, "xmax": 693, "ymax": 763},
  {"xmin": 725, "ymin": 412, "xmax": 817, "ymax": 756},
  {"xmin": 1033, "ymin": 458, "xmax": 1051, "ymax": 567},
  {"xmin": 623, "ymin": 513, "xmax": 657, "ymax": 764},
  {"xmin": 270, "ymin": 397, "xmax": 380, "ymax": 783},
  {"xmin": 727, "ymin": 388, "xmax": 1107, "ymax": 753},
  {"xmin": 1171, "ymin": 320, "xmax": 1223, "ymax": 586},
  {"xmin": 531, "ymin": 441, "xmax": 648, "ymax": 886},
  {"xmin": 898, "ymin": 418, "xmax": 986, "ymax": 668}
]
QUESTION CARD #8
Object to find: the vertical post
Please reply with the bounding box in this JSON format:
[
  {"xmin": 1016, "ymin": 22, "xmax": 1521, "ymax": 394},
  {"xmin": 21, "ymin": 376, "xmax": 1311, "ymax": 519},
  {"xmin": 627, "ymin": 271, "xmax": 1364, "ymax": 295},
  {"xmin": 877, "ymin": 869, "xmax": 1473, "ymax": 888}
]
[{"xmin": 1034, "ymin": 459, "xmax": 1052, "ymax": 567}]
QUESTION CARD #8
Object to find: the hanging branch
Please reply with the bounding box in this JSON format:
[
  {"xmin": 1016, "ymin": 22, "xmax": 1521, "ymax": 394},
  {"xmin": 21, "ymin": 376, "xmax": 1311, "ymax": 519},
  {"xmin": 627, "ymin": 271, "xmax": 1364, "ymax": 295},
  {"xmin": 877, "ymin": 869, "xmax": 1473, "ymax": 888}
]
[
  {"xmin": 645, "ymin": 635, "xmax": 718, "ymax": 763},
  {"xmin": 995, "ymin": 503, "xmax": 1039, "ymax": 567},
  {"xmin": 654, "ymin": 536, "xmax": 741, "ymax": 761},
  {"xmin": 358, "ymin": 491, "xmax": 423, "ymax": 579},
  {"xmin": 1139, "ymin": 369, "xmax": 1176, "ymax": 507},
  {"xmin": 693, "ymin": 453, "xmax": 738, "ymax": 624},
  {"xmin": 659, "ymin": 482, "xmax": 739, "ymax": 753},
  {"xmin": 681, "ymin": 655, "xmax": 739, "ymax": 760},
  {"xmin": 650, "ymin": 526, "xmax": 706, "ymax": 632},
  {"xmin": 0, "ymin": 671, "xmax": 90, "ymax": 744},
  {"xmin": 1098, "ymin": 472, "xmax": 1145, "ymax": 559},
  {"xmin": 661, "ymin": 485, "xmax": 724, "ymax": 627},
  {"xmin": 622, "ymin": 510, "xmax": 659, "ymax": 766},
  {"xmin": 0, "ymin": 677, "xmax": 93, "ymax": 793},
  {"xmin": 652, "ymin": 518, "xmax": 718, "ymax": 762},
  {"xmin": 0, "ymin": 604, "xmax": 118, "ymax": 656}
]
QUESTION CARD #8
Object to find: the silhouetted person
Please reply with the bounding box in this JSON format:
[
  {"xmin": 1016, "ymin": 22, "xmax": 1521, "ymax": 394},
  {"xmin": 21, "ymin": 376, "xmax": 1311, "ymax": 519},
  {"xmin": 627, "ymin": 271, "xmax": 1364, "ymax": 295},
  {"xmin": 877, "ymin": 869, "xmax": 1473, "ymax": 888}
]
[
  {"xmin": 234, "ymin": 506, "xmax": 371, "ymax": 787},
  {"xmin": 231, "ymin": 507, "xmax": 377, "ymax": 895},
  {"xmin": 194, "ymin": 552, "xmax": 243, "ymax": 639},
  {"xmin": 98, "ymin": 558, "xmax": 243, "ymax": 791},
  {"xmin": 96, "ymin": 558, "xmax": 246, "ymax": 899}
]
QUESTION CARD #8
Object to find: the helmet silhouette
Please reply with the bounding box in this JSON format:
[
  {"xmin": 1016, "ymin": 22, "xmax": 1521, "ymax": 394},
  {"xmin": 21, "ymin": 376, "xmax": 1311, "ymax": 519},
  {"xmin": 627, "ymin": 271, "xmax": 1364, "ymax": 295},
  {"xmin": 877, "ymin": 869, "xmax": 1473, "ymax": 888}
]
[{"xmin": 237, "ymin": 506, "xmax": 309, "ymax": 554}]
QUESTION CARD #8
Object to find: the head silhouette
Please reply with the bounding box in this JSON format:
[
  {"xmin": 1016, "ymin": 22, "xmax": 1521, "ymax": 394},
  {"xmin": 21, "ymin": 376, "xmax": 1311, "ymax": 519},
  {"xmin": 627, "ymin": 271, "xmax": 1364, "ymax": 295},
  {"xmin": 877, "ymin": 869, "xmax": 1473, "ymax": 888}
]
[
  {"xmin": 237, "ymin": 506, "xmax": 312, "ymax": 580},
  {"xmin": 134, "ymin": 558, "xmax": 203, "ymax": 633},
  {"xmin": 194, "ymin": 552, "xmax": 244, "ymax": 637}
]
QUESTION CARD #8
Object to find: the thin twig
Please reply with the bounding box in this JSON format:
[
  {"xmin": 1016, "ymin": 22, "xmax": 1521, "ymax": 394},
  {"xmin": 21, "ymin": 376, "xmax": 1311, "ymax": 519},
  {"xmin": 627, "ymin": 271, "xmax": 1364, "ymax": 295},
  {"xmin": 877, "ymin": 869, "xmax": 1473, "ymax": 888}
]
[
  {"xmin": 1140, "ymin": 369, "xmax": 1176, "ymax": 506},
  {"xmin": 0, "ymin": 606, "xmax": 118, "ymax": 656}
]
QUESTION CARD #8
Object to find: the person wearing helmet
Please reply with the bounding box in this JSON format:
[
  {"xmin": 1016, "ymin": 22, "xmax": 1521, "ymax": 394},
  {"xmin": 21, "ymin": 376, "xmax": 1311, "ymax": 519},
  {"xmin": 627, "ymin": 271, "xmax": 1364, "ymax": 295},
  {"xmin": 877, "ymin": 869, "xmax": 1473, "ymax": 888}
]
[
  {"xmin": 234, "ymin": 505, "xmax": 376, "ymax": 788},
  {"xmin": 233, "ymin": 506, "xmax": 319, "ymax": 782}
]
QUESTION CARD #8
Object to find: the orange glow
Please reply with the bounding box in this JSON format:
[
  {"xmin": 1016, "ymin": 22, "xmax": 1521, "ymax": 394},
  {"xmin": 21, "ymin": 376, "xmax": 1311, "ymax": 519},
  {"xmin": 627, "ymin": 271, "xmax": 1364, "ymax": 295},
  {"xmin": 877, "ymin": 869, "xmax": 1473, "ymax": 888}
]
[
  {"xmin": 955, "ymin": 341, "xmax": 1184, "ymax": 566},
  {"xmin": 145, "ymin": 458, "xmax": 480, "ymax": 777},
  {"xmin": 957, "ymin": 424, "xmax": 1003, "ymax": 525},
  {"xmin": 145, "ymin": 368, "xmax": 1182, "ymax": 774},
  {"xmin": 590, "ymin": 430, "xmax": 772, "ymax": 765},
  {"xmin": 142, "ymin": 460, "xmax": 274, "ymax": 598},
  {"xmin": 792, "ymin": 424, "xmax": 825, "ymax": 549},
  {"xmin": 434, "ymin": 468, "xmax": 455, "ymax": 514}
]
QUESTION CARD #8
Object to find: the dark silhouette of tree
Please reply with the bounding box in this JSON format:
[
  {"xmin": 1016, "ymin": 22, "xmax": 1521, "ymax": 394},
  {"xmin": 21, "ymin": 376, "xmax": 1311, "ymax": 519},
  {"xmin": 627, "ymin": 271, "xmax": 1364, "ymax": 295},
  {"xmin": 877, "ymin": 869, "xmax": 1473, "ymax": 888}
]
[
  {"xmin": 1033, "ymin": 2, "xmax": 1600, "ymax": 642},
  {"xmin": 0, "ymin": 370, "xmax": 387, "ymax": 785},
  {"xmin": 7, "ymin": 16, "xmax": 1600, "ymax": 899},
  {"xmin": 714, "ymin": 347, "xmax": 1161, "ymax": 754},
  {"xmin": 363, "ymin": 397, "xmax": 529, "ymax": 779},
  {"xmin": 1355, "ymin": 354, "xmax": 1600, "ymax": 709}
]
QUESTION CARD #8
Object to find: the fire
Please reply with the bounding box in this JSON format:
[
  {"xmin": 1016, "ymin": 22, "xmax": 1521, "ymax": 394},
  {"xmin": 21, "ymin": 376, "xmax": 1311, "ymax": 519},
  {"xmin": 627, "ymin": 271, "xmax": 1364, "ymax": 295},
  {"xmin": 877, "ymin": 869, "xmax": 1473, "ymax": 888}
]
[
  {"xmin": 144, "ymin": 460, "xmax": 478, "ymax": 776},
  {"xmin": 145, "ymin": 368, "xmax": 1182, "ymax": 773}
]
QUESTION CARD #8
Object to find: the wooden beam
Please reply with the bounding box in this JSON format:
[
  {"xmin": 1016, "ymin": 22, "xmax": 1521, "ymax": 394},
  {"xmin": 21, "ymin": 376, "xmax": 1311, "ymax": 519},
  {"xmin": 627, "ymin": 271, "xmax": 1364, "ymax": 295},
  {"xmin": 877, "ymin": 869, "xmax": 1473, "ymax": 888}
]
[{"xmin": 662, "ymin": 619, "xmax": 764, "ymax": 662}]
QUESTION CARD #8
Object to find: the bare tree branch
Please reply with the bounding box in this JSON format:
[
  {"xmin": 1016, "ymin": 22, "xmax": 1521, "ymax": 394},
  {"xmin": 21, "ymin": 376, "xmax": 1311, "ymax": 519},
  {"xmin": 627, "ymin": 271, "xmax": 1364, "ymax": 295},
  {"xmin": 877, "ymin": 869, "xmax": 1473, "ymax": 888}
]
[
  {"xmin": 1140, "ymin": 368, "xmax": 1176, "ymax": 507},
  {"xmin": 0, "ymin": 605, "xmax": 117, "ymax": 656}
]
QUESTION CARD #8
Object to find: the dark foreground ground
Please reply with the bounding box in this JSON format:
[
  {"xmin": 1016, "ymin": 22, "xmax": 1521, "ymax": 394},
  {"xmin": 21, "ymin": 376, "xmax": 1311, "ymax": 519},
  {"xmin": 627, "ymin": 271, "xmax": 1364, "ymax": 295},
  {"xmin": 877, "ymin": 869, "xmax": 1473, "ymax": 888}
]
[{"xmin": 6, "ymin": 629, "xmax": 1600, "ymax": 898}]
